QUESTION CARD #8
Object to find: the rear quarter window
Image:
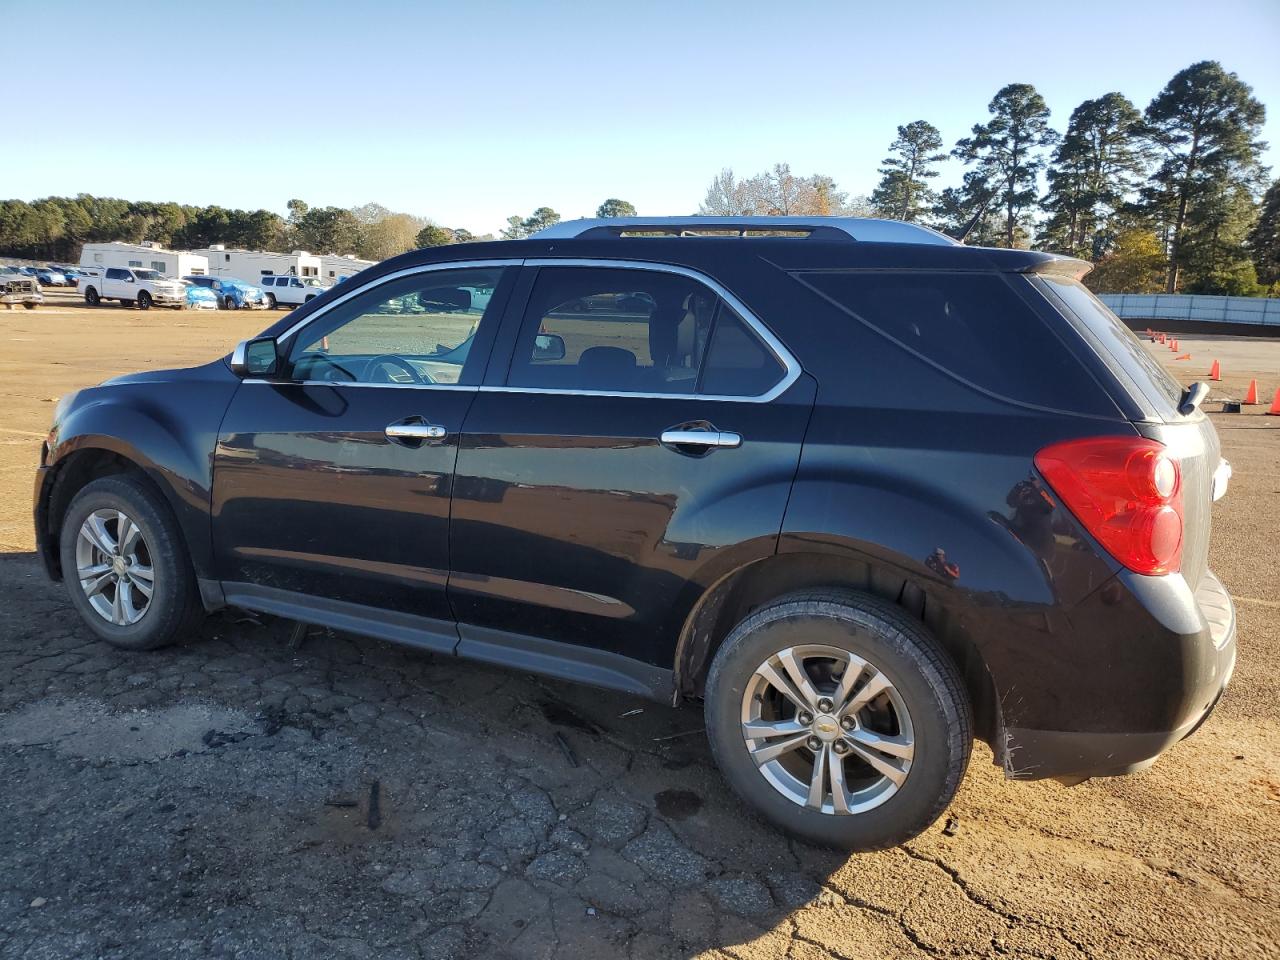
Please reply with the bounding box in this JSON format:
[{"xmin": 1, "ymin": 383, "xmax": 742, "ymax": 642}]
[
  {"xmin": 792, "ymin": 270, "xmax": 1111, "ymax": 414},
  {"xmin": 1034, "ymin": 276, "xmax": 1183, "ymax": 420}
]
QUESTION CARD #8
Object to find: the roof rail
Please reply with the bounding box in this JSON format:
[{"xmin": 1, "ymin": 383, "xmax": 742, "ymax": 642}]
[{"xmin": 530, "ymin": 216, "xmax": 958, "ymax": 246}]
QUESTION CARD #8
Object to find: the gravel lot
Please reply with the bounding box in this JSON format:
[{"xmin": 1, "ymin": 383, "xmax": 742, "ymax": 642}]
[{"xmin": 1, "ymin": 295, "xmax": 1277, "ymax": 959}]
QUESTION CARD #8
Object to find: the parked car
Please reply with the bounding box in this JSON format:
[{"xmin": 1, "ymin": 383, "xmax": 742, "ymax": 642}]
[
  {"xmin": 182, "ymin": 276, "xmax": 267, "ymax": 310},
  {"xmin": 34, "ymin": 216, "xmax": 1236, "ymax": 851},
  {"xmin": 77, "ymin": 267, "xmax": 187, "ymax": 309},
  {"xmin": 1, "ymin": 270, "xmax": 43, "ymax": 309},
  {"xmin": 34, "ymin": 268, "xmax": 67, "ymax": 286},
  {"xmin": 184, "ymin": 283, "xmax": 219, "ymax": 310},
  {"xmin": 258, "ymin": 274, "xmax": 327, "ymax": 309}
]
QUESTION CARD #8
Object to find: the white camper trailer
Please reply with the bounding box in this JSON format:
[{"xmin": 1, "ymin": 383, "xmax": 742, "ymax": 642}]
[
  {"xmin": 194, "ymin": 245, "xmax": 323, "ymax": 282},
  {"xmin": 318, "ymin": 253, "xmax": 375, "ymax": 284},
  {"xmin": 79, "ymin": 241, "xmax": 209, "ymax": 278}
]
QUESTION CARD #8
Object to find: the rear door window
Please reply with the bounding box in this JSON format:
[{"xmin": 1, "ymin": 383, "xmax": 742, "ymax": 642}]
[
  {"xmin": 505, "ymin": 266, "xmax": 788, "ymax": 398},
  {"xmin": 793, "ymin": 270, "xmax": 1109, "ymax": 413}
]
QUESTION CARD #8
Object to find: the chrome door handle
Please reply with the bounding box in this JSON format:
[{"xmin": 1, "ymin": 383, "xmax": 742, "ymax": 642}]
[
  {"xmin": 386, "ymin": 421, "xmax": 447, "ymax": 441},
  {"xmin": 659, "ymin": 429, "xmax": 742, "ymax": 449}
]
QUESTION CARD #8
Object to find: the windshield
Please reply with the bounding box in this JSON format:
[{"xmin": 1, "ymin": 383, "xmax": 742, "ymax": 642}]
[{"xmin": 134, "ymin": 270, "xmax": 164, "ymax": 281}]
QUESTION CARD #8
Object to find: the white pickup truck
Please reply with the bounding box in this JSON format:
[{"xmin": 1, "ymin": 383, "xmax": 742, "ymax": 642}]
[
  {"xmin": 258, "ymin": 274, "xmax": 329, "ymax": 309},
  {"xmin": 78, "ymin": 266, "xmax": 187, "ymax": 310}
]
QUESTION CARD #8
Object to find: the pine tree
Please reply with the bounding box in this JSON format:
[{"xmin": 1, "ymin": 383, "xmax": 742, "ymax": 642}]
[
  {"xmin": 954, "ymin": 84, "xmax": 1059, "ymax": 247},
  {"xmin": 870, "ymin": 121, "xmax": 946, "ymax": 222},
  {"xmin": 1247, "ymin": 179, "xmax": 1280, "ymax": 286},
  {"xmin": 1040, "ymin": 93, "xmax": 1147, "ymax": 258},
  {"xmin": 1139, "ymin": 61, "xmax": 1267, "ymax": 292}
]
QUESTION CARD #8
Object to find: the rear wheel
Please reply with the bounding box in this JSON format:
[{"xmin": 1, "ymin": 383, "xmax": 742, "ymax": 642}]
[
  {"xmin": 137, "ymin": 290, "xmax": 152, "ymax": 310},
  {"xmin": 84, "ymin": 286, "xmax": 100, "ymax": 306},
  {"xmin": 704, "ymin": 589, "xmax": 971, "ymax": 850},
  {"xmin": 58, "ymin": 475, "xmax": 203, "ymax": 650},
  {"xmin": 23, "ymin": 302, "xmax": 37, "ymax": 310}
]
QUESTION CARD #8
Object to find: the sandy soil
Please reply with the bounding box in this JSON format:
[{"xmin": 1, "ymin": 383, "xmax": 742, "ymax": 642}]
[{"xmin": 0, "ymin": 292, "xmax": 1277, "ymax": 958}]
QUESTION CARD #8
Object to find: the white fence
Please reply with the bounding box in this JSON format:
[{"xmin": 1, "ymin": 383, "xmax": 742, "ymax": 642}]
[{"xmin": 1099, "ymin": 293, "xmax": 1280, "ymax": 328}]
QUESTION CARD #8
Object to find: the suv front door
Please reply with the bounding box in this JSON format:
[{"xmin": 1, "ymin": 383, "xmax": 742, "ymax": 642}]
[
  {"xmin": 212, "ymin": 262, "xmax": 518, "ymax": 646},
  {"xmin": 449, "ymin": 261, "xmax": 815, "ymax": 690}
]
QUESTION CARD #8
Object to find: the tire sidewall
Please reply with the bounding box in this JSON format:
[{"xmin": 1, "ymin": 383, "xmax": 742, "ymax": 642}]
[
  {"xmin": 58, "ymin": 477, "xmax": 192, "ymax": 650},
  {"xmin": 705, "ymin": 598, "xmax": 969, "ymax": 850}
]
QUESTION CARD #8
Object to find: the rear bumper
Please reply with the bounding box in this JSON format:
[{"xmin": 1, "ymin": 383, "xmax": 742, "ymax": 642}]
[{"xmin": 1003, "ymin": 569, "xmax": 1236, "ymax": 782}]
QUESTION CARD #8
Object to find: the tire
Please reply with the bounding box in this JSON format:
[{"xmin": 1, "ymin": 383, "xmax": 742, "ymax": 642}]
[
  {"xmin": 23, "ymin": 302, "xmax": 37, "ymax": 310},
  {"xmin": 704, "ymin": 589, "xmax": 972, "ymax": 851},
  {"xmin": 264, "ymin": 293, "xmax": 277, "ymax": 310},
  {"xmin": 224, "ymin": 297, "xmax": 238, "ymax": 311},
  {"xmin": 58, "ymin": 475, "xmax": 203, "ymax": 651},
  {"xmin": 136, "ymin": 290, "xmax": 152, "ymax": 310},
  {"xmin": 304, "ymin": 295, "xmax": 316, "ymax": 303},
  {"xmin": 84, "ymin": 286, "xmax": 100, "ymax": 306}
]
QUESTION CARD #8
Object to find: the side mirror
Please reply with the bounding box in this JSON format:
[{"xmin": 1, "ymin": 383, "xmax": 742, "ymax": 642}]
[
  {"xmin": 230, "ymin": 337, "xmax": 281, "ymax": 378},
  {"xmin": 533, "ymin": 333, "xmax": 566, "ymax": 361}
]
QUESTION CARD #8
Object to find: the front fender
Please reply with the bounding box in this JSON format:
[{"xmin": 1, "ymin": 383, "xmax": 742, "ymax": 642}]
[{"xmin": 43, "ymin": 364, "xmax": 240, "ymax": 578}]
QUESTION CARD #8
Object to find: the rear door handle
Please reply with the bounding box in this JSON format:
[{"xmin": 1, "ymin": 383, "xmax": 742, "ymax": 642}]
[
  {"xmin": 659, "ymin": 429, "xmax": 742, "ymax": 449},
  {"xmin": 386, "ymin": 419, "xmax": 447, "ymax": 442}
]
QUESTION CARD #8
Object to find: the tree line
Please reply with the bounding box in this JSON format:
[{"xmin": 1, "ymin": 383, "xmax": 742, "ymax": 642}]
[
  {"xmin": 700, "ymin": 61, "xmax": 1276, "ymax": 296},
  {"xmin": 0, "ymin": 195, "xmax": 488, "ymax": 266},
  {"xmin": 2, "ymin": 60, "xmax": 1276, "ymax": 296}
]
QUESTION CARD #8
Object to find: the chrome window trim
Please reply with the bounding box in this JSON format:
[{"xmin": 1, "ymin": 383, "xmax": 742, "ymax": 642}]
[
  {"xmin": 252, "ymin": 256, "xmax": 802, "ymax": 404},
  {"xmin": 511, "ymin": 258, "xmax": 801, "ymax": 404},
  {"xmin": 243, "ymin": 378, "xmax": 477, "ymax": 392}
]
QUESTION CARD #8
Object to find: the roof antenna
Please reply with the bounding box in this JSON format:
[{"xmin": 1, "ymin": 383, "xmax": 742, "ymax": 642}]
[{"xmin": 949, "ymin": 197, "xmax": 991, "ymax": 244}]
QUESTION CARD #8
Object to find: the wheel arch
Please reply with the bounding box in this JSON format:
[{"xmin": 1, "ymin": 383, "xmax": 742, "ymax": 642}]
[{"xmin": 672, "ymin": 550, "xmax": 1002, "ymax": 749}]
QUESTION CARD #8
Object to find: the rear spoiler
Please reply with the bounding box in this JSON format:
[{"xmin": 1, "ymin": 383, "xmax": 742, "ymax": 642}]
[{"xmin": 1021, "ymin": 255, "xmax": 1093, "ymax": 281}]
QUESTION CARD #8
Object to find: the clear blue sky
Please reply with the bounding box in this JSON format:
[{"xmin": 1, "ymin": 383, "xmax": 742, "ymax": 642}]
[{"xmin": 5, "ymin": 0, "xmax": 1278, "ymax": 235}]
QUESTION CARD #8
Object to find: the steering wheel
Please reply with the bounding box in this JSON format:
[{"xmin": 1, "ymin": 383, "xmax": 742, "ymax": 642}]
[{"xmin": 365, "ymin": 355, "xmax": 434, "ymax": 385}]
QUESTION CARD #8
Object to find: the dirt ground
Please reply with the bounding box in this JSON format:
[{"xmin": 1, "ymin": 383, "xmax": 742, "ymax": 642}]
[{"xmin": 1, "ymin": 291, "xmax": 1278, "ymax": 959}]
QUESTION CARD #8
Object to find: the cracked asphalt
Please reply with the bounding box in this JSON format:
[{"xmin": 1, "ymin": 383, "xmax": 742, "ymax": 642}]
[{"xmin": 1, "ymin": 300, "xmax": 1277, "ymax": 958}]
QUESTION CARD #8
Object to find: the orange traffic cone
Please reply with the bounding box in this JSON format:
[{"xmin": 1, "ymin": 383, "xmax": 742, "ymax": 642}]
[
  {"xmin": 1170, "ymin": 339, "xmax": 1179, "ymax": 351},
  {"xmin": 1268, "ymin": 388, "xmax": 1280, "ymax": 416},
  {"xmin": 1159, "ymin": 333, "xmax": 1167, "ymax": 344},
  {"xmin": 1209, "ymin": 360, "xmax": 1221, "ymax": 381},
  {"xmin": 1245, "ymin": 379, "xmax": 1259, "ymax": 405},
  {"xmin": 1174, "ymin": 353, "xmax": 1192, "ymax": 361}
]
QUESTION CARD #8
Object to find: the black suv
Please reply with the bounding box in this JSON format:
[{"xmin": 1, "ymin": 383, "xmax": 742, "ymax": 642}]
[{"xmin": 34, "ymin": 217, "xmax": 1236, "ymax": 850}]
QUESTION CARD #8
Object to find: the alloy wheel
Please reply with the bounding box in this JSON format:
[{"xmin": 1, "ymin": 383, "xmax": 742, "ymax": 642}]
[
  {"xmin": 740, "ymin": 643, "xmax": 915, "ymax": 815},
  {"xmin": 75, "ymin": 508, "xmax": 155, "ymax": 625}
]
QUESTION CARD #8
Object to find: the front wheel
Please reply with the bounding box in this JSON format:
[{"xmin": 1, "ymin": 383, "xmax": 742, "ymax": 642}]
[
  {"xmin": 58, "ymin": 475, "xmax": 203, "ymax": 650},
  {"xmin": 704, "ymin": 589, "xmax": 972, "ymax": 850},
  {"xmin": 136, "ymin": 290, "xmax": 152, "ymax": 310},
  {"xmin": 223, "ymin": 297, "xmax": 238, "ymax": 310}
]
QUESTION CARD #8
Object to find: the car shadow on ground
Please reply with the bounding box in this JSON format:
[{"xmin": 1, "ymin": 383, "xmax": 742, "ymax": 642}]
[{"xmin": 1, "ymin": 550, "xmax": 858, "ymax": 959}]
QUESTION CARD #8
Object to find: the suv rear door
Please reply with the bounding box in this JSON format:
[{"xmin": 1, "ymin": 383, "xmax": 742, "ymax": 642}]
[{"xmin": 448, "ymin": 261, "xmax": 815, "ymax": 689}]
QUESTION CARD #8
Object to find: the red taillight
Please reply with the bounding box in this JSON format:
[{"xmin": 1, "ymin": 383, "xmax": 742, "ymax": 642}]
[{"xmin": 1034, "ymin": 436, "xmax": 1183, "ymax": 576}]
